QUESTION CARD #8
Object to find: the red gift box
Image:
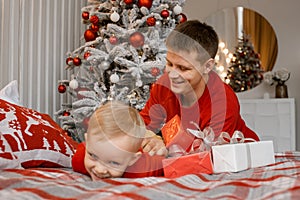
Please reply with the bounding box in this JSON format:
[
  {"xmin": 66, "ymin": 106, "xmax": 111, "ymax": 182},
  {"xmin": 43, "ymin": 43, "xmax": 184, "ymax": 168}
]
[
  {"xmin": 161, "ymin": 115, "xmax": 195, "ymax": 151},
  {"xmin": 161, "ymin": 115, "xmax": 181, "ymax": 146},
  {"xmin": 162, "ymin": 151, "xmax": 213, "ymax": 178}
]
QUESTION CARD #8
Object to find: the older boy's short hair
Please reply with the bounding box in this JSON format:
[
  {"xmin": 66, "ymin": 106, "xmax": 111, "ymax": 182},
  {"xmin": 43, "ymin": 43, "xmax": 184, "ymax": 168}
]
[{"xmin": 166, "ymin": 20, "xmax": 219, "ymax": 63}]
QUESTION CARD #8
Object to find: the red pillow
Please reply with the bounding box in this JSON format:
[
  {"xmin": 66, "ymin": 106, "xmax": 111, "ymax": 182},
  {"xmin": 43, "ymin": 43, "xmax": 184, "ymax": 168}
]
[{"xmin": 0, "ymin": 99, "xmax": 78, "ymax": 168}]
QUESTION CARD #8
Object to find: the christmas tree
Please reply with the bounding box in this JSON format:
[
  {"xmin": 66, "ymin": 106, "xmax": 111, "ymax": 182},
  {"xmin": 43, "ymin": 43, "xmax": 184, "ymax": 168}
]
[
  {"xmin": 55, "ymin": 0, "xmax": 187, "ymax": 142},
  {"xmin": 225, "ymin": 32, "xmax": 264, "ymax": 92}
]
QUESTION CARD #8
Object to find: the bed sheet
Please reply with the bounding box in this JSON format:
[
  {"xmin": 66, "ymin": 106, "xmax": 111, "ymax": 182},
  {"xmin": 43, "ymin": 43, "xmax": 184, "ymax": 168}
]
[{"xmin": 1, "ymin": 152, "xmax": 300, "ymax": 200}]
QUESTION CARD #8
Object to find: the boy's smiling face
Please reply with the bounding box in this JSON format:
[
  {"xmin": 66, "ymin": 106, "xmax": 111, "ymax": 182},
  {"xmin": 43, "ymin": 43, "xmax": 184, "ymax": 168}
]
[{"xmin": 165, "ymin": 50, "xmax": 213, "ymax": 104}]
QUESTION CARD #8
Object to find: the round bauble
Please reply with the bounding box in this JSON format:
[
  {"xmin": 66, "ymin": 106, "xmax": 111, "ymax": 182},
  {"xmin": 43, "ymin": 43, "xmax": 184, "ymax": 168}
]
[
  {"xmin": 109, "ymin": 35, "xmax": 118, "ymax": 45},
  {"xmin": 90, "ymin": 24, "xmax": 100, "ymax": 32},
  {"xmin": 63, "ymin": 111, "xmax": 70, "ymax": 116},
  {"xmin": 146, "ymin": 17, "xmax": 156, "ymax": 26},
  {"xmin": 161, "ymin": 9, "xmax": 170, "ymax": 18},
  {"xmin": 66, "ymin": 57, "xmax": 73, "ymax": 65},
  {"xmin": 110, "ymin": 11, "xmax": 120, "ymax": 22},
  {"xmin": 137, "ymin": 0, "xmax": 153, "ymax": 9},
  {"xmin": 100, "ymin": 60, "xmax": 111, "ymax": 70},
  {"xmin": 82, "ymin": 11, "xmax": 89, "ymax": 20},
  {"xmin": 110, "ymin": 73, "xmax": 120, "ymax": 83},
  {"xmin": 84, "ymin": 51, "xmax": 91, "ymax": 59},
  {"xmin": 73, "ymin": 57, "xmax": 82, "ymax": 66},
  {"xmin": 84, "ymin": 29, "xmax": 97, "ymax": 42},
  {"xmin": 155, "ymin": 20, "xmax": 162, "ymax": 27},
  {"xmin": 69, "ymin": 79, "xmax": 79, "ymax": 90},
  {"xmin": 173, "ymin": 4, "xmax": 182, "ymax": 15},
  {"xmin": 151, "ymin": 67, "xmax": 160, "ymax": 77},
  {"xmin": 129, "ymin": 32, "xmax": 144, "ymax": 48},
  {"xmin": 58, "ymin": 84, "xmax": 67, "ymax": 93},
  {"xmin": 177, "ymin": 13, "xmax": 187, "ymax": 23},
  {"xmin": 124, "ymin": 0, "xmax": 133, "ymax": 4},
  {"xmin": 89, "ymin": 15, "xmax": 99, "ymax": 25}
]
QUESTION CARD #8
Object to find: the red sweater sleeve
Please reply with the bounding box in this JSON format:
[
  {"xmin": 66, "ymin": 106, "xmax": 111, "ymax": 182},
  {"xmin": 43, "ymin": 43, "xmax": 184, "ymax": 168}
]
[
  {"xmin": 72, "ymin": 143, "xmax": 89, "ymax": 176},
  {"xmin": 123, "ymin": 153, "xmax": 164, "ymax": 178}
]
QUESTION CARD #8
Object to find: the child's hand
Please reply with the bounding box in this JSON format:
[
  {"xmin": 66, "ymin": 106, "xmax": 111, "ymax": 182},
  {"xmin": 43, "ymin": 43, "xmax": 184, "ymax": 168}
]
[{"xmin": 142, "ymin": 130, "xmax": 168, "ymax": 157}]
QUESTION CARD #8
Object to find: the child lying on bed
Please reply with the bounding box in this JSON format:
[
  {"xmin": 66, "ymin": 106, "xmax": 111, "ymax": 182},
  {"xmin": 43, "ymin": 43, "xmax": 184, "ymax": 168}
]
[{"xmin": 72, "ymin": 101, "xmax": 164, "ymax": 180}]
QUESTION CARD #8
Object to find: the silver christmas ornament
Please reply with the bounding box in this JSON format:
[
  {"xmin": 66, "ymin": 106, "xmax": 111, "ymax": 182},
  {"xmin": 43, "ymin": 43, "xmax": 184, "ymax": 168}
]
[
  {"xmin": 100, "ymin": 60, "xmax": 110, "ymax": 70},
  {"xmin": 110, "ymin": 11, "xmax": 120, "ymax": 22},
  {"xmin": 69, "ymin": 79, "xmax": 79, "ymax": 89},
  {"xmin": 173, "ymin": 4, "xmax": 182, "ymax": 15},
  {"xmin": 110, "ymin": 73, "xmax": 120, "ymax": 83}
]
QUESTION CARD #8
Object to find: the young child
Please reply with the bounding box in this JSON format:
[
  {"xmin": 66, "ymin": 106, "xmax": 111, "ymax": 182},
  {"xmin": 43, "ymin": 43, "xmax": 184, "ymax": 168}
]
[{"xmin": 71, "ymin": 101, "xmax": 164, "ymax": 180}]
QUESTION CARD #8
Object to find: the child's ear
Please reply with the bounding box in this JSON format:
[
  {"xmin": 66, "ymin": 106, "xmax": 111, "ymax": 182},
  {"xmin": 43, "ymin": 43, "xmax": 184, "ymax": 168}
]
[{"xmin": 128, "ymin": 151, "xmax": 142, "ymax": 166}]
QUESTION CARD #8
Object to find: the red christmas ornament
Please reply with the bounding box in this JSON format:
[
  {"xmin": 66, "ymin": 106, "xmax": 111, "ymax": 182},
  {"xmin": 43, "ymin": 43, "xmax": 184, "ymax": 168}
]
[
  {"xmin": 82, "ymin": 11, "xmax": 89, "ymax": 20},
  {"xmin": 84, "ymin": 51, "xmax": 91, "ymax": 59},
  {"xmin": 137, "ymin": 0, "xmax": 153, "ymax": 9},
  {"xmin": 151, "ymin": 67, "xmax": 160, "ymax": 77},
  {"xmin": 146, "ymin": 17, "xmax": 156, "ymax": 26},
  {"xmin": 109, "ymin": 35, "xmax": 118, "ymax": 45},
  {"xmin": 129, "ymin": 32, "xmax": 145, "ymax": 48},
  {"xmin": 73, "ymin": 57, "xmax": 82, "ymax": 66},
  {"xmin": 63, "ymin": 111, "xmax": 70, "ymax": 116},
  {"xmin": 58, "ymin": 84, "xmax": 66, "ymax": 93},
  {"xmin": 84, "ymin": 29, "xmax": 98, "ymax": 42},
  {"xmin": 177, "ymin": 13, "xmax": 187, "ymax": 23},
  {"xmin": 90, "ymin": 24, "xmax": 100, "ymax": 32},
  {"xmin": 89, "ymin": 15, "xmax": 99, "ymax": 25},
  {"xmin": 124, "ymin": 0, "xmax": 133, "ymax": 4},
  {"xmin": 161, "ymin": 10, "xmax": 170, "ymax": 18},
  {"xmin": 66, "ymin": 57, "xmax": 73, "ymax": 65}
]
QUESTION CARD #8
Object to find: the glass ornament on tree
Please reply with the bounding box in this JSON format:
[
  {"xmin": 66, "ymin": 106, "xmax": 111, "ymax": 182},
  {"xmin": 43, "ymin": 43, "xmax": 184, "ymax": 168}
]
[{"xmin": 56, "ymin": 0, "xmax": 187, "ymax": 142}]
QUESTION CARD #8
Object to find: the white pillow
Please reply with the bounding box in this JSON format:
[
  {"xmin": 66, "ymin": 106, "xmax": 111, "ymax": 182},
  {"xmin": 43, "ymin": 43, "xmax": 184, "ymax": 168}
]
[{"xmin": 0, "ymin": 80, "xmax": 21, "ymax": 105}]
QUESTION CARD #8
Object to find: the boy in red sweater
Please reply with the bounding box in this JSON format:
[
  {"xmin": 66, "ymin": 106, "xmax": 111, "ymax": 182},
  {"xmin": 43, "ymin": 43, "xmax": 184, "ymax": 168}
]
[
  {"xmin": 141, "ymin": 20, "xmax": 260, "ymax": 154},
  {"xmin": 72, "ymin": 101, "xmax": 164, "ymax": 180}
]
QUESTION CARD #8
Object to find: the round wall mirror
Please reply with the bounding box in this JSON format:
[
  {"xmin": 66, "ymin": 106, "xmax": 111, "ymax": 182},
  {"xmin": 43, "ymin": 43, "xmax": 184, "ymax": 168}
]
[{"xmin": 205, "ymin": 7, "xmax": 278, "ymax": 92}]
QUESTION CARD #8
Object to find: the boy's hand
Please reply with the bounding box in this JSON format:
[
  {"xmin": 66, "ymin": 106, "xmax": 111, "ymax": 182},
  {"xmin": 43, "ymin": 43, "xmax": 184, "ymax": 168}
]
[{"xmin": 142, "ymin": 130, "xmax": 168, "ymax": 157}]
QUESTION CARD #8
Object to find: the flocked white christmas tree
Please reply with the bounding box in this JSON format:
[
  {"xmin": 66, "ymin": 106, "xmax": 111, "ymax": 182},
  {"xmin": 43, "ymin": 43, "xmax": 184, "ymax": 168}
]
[{"xmin": 55, "ymin": 0, "xmax": 187, "ymax": 142}]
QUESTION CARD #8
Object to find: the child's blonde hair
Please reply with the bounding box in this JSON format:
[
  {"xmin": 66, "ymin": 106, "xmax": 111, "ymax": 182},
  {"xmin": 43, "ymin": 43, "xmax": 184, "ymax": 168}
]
[{"xmin": 86, "ymin": 101, "xmax": 146, "ymax": 151}]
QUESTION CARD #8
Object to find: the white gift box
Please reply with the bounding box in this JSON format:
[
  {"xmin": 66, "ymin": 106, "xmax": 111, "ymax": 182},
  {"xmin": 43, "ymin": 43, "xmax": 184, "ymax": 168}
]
[
  {"xmin": 212, "ymin": 141, "xmax": 275, "ymax": 173},
  {"xmin": 246, "ymin": 141, "xmax": 275, "ymax": 168},
  {"xmin": 212, "ymin": 143, "xmax": 249, "ymax": 173}
]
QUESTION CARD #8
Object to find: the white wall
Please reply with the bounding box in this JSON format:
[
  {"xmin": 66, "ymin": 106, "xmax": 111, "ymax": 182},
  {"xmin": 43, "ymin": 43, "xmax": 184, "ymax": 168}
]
[{"xmin": 184, "ymin": 0, "xmax": 300, "ymax": 150}]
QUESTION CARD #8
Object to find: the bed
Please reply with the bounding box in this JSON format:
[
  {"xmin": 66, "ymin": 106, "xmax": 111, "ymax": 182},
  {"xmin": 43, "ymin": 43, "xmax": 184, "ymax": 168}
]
[
  {"xmin": 1, "ymin": 151, "xmax": 300, "ymax": 199},
  {"xmin": 1, "ymin": 86, "xmax": 300, "ymax": 199}
]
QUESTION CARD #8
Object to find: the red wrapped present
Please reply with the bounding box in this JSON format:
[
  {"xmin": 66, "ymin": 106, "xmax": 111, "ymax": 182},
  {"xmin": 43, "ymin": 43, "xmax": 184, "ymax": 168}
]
[
  {"xmin": 161, "ymin": 115, "xmax": 181, "ymax": 146},
  {"xmin": 162, "ymin": 151, "xmax": 213, "ymax": 178},
  {"xmin": 161, "ymin": 115, "xmax": 195, "ymax": 151}
]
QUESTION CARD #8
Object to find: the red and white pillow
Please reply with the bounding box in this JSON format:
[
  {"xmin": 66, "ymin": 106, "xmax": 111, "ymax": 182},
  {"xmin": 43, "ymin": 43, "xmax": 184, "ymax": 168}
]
[
  {"xmin": 0, "ymin": 99, "xmax": 78, "ymax": 169},
  {"xmin": 0, "ymin": 80, "xmax": 21, "ymax": 106}
]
